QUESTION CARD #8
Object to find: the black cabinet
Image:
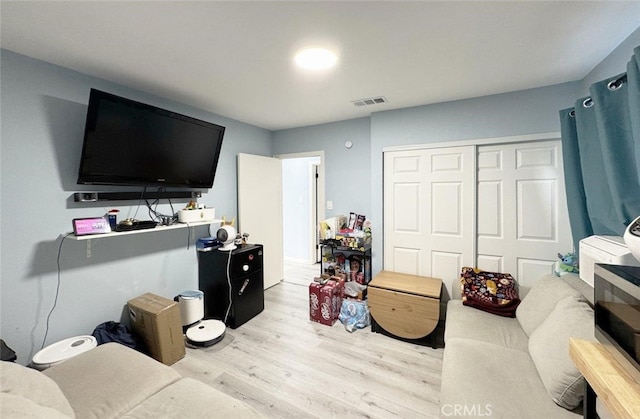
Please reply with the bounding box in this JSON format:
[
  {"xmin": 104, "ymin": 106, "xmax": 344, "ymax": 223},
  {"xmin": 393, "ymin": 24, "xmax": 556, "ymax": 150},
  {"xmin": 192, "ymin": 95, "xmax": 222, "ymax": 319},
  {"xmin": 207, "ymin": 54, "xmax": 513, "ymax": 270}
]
[{"xmin": 197, "ymin": 244, "xmax": 264, "ymax": 329}]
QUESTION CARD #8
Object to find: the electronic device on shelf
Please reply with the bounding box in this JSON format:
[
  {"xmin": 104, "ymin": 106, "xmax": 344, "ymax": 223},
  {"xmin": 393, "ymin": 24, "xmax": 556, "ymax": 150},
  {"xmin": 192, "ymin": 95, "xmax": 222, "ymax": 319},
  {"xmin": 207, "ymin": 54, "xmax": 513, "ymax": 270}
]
[
  {"xmin": 115, "ymin": 220, "xmax": 158, "ymax": 232},
  {"xmin": 72, "ymin": 217, "xmax": 111, "ymax": 236},
  {"xmin": 76, "ymin": 88, "xmax": 225, "ymax": 189},
  {"xmin": 216, "ymin": 225, "xmax": 237, "ymax": 251},
  {"xmin": 579, "ymin": 235, "xmax": 640, "ymax": 287}
]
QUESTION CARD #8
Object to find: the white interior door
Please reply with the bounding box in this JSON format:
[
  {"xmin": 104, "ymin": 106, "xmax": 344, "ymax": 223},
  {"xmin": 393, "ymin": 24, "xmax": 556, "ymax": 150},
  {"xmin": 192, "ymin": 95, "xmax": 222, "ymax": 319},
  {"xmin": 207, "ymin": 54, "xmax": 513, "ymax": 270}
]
[
  {"xmin": 237, "ymin": 153, "xmax": 283, "ymax": 289},
  {"xmin": 384, "ymin": 146, "xmax": 476, "ymax": 299},
  {"xmin": 476, "ymin": 140, "xmax": 572, "ymax": 293}
]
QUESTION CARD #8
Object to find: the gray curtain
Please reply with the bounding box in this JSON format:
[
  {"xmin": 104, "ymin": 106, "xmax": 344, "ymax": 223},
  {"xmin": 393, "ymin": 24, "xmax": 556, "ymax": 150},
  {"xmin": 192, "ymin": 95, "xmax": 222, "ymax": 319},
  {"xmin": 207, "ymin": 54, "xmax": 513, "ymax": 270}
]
[{"xmin": 560, "ymin": 46, "xmax": 640, "ymax": 252}]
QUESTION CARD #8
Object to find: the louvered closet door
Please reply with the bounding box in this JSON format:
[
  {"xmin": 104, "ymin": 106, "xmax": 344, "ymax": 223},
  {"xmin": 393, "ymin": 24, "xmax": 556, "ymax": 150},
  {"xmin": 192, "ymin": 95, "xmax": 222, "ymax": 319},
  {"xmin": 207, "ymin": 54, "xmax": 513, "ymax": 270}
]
[
  {"xmin": 383, "ymin": 147, "xmax": 476, "ymax": 299},
  {"xmin": 476, "ymin": 140, "xmax": 572, "ymax": 293}
]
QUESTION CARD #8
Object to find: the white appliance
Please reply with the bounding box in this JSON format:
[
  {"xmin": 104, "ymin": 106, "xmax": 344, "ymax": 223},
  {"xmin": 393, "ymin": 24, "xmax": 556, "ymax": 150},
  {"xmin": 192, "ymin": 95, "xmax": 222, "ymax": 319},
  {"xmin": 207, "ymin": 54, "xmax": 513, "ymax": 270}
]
[
  {"xmin": 175, "ymin": 290, "xmax": 204, "ymax": 327},
  {"xmin": 216, "ymin": 225, "xmax": 237, "ymax": 251},
  {"xmin": 174, "ymin": 290, "xmax": 225, "ymax": 347},
  {"xmin": 579, "ymin": 235, "xmax": 640, "ymax": 287},
  {"xmin": 623, "ymin": 215, "xmax": 640, "ymax": 263},
  {"xmin": 31, "ymin": 335, "xmax": 97, "ymax": 370}
]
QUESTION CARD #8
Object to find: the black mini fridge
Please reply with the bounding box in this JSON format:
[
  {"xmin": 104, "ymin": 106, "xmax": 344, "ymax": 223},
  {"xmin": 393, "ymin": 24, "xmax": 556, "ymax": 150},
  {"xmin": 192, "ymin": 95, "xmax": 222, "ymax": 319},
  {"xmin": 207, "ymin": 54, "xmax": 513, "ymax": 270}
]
[{"xmin": 197, "ymin": 244, "xmax": 264, "ymax": 329}]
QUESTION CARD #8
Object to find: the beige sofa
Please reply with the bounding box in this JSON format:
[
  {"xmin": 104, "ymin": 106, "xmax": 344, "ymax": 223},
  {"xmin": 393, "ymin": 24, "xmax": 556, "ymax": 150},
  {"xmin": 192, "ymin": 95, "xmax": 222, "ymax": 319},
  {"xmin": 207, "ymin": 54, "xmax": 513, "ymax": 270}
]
[
  {"xmin": 1, "ymin": 342, "xmax": 261, "ymax": 418},
  {"xmin": 441, "ymin": 274, "xmax": 594, "ymax": 418}
]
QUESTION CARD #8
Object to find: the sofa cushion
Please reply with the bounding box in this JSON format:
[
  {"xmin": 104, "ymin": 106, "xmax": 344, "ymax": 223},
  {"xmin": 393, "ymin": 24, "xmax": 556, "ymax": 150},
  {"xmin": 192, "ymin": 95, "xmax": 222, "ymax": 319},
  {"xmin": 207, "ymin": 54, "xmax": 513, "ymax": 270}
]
[
  {"xmin": 516, "ymin": 274, "xmax": 583, "ymax": 336},
  {"xmin": 440, "ymin": 338, "xmax": 580, "ymax": 419},
  {"xmin": 528, "ymin": 295, "xmax": 594, "ymax": 410},
  {"xmin": 121, "ymin": 378, "xmax": 262, "ymax": 418},
  {"xmin": 0, "ymin": 360, "xmax": 75, "ymax": 418},
  {"xmin": 43, "ymin": 343, "xmax": 181, "ymax": 419},
  {"xmin": 444, "ymin": 300, "xmax": 529, "ymax": 351}
]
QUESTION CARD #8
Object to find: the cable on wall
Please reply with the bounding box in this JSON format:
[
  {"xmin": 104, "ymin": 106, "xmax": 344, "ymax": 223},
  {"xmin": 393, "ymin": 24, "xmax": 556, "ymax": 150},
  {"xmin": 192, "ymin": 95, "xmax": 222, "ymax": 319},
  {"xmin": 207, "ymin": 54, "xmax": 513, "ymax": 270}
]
[{"xmin": 42, "ymin": 232, "xmax": 73, "ymax": 350}]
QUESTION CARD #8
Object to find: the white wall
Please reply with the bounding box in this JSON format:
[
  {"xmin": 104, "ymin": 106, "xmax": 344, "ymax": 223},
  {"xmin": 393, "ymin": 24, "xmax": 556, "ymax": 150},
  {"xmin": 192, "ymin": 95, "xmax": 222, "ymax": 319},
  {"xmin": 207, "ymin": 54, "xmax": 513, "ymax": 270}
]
[
  {"xmin": 282, "ymin": 157, "xmax": 320, "ymax": 263},
  {"xmin": 0, "ymin": 50, "xmax": 272, "ymax": 364}
]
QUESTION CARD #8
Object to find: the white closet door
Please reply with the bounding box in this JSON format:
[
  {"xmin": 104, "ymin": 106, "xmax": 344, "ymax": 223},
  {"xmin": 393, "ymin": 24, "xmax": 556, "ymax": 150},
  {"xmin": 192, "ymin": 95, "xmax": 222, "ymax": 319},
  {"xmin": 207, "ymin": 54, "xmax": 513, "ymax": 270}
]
[
  {"xmin": 476, "ymin": 140, "xmax": 572, "ymax": 293},
  {"xmin": 237, "ymin": 153, "xmax": 283, "ymax": 289},
  {"xmin": 384, "ymin": 146, "xmax": 476, "ymax": 298}
]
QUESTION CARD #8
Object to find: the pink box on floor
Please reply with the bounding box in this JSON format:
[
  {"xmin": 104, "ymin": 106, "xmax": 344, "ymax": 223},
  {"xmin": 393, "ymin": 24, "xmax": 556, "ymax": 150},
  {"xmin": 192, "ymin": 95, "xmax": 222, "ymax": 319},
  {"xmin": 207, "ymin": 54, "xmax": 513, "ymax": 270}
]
[{"xmin": 309, "ymin": 278, "xmax": 344, "ymax": 326}]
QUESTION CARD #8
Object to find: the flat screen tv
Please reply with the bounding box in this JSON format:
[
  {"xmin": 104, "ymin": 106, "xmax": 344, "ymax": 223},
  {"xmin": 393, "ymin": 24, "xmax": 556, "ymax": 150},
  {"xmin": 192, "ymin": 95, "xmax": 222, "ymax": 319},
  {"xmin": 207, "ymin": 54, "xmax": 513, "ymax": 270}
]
[{"xmin": 77, "ymin": 88, "xmax": 225, "ymax": 189}]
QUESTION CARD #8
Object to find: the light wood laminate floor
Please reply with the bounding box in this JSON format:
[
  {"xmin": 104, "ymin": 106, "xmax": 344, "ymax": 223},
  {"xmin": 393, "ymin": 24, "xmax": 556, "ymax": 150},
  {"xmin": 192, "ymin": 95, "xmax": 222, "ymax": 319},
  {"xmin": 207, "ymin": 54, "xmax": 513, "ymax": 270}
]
[{"xmin": 172, "ymin": 261, "xmax": 444, "ymax": 418}]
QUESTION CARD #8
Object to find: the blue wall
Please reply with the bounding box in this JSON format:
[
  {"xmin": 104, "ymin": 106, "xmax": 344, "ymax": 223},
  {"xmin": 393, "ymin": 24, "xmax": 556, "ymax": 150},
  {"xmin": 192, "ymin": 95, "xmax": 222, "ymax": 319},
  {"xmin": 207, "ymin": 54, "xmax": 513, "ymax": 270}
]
[
  {"xmin": 273, "ymin": 117, "xmax": 371, "ymax": 218},
  {"xmin": 0, "ymin": 50, "xmax": 271, "ymax": 364},
  {"xmin": 581, "ymin": 26, "xmax": 640, "ymax": 93}
]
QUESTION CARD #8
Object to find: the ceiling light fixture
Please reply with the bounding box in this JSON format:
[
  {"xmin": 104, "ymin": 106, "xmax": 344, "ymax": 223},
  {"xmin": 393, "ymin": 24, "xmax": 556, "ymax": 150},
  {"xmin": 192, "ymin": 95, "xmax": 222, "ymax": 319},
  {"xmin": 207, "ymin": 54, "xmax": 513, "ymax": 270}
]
[{"xmin": 294, "ymin": 47, "xmax": 337, "ymax": 70}]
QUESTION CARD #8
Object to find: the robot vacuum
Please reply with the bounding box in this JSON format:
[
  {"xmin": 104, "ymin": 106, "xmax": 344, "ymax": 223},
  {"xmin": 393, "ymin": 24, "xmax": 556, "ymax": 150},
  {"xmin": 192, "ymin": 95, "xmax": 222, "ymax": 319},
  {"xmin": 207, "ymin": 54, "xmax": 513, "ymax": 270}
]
[
  {"xmin": 31, "ymin": 335, "xmax": 97, "ymax": 370},
  {"xmin": 185, "ymin": 319, "xmax": 226, "ymax": 347}
]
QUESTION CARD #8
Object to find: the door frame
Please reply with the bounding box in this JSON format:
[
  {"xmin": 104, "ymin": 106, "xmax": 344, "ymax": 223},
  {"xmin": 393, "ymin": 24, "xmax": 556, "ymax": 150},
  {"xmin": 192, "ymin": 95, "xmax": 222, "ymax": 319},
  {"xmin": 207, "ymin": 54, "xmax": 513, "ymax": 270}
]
[
  {"xmin": 274, "ymin": 151, "xmax": 325, "ymax": 265},
  {"xmin": 383, "ymin": 132, "xmax": 561, "ymax": 153}
]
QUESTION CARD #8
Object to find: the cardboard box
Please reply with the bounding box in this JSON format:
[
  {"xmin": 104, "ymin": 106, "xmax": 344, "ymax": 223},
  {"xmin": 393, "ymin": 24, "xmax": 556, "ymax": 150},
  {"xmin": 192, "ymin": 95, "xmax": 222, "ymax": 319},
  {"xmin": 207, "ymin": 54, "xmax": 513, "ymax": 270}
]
[
  {"xmin": 128, "ymin": 293, "xmax": 185, "ymax": 365},
  {"xmin": 309, "ymin": 279, "xmax": 344, "ymax": 326}
]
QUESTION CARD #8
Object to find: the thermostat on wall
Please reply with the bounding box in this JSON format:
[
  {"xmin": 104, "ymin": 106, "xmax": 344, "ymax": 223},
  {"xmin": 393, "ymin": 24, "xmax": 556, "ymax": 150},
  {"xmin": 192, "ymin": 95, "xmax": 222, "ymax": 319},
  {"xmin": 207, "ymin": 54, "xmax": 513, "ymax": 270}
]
[{"xmin": 72, "ymin": 217, "xmax": 111, "ymax": 236}]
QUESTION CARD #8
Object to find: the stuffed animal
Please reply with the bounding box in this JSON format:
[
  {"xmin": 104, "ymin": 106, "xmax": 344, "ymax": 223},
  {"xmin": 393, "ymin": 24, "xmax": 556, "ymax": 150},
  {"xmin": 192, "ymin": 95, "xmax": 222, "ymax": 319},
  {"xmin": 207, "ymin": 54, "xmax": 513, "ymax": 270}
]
[{"xmin": 554, "ymin": 252, "xmax": 579, "ymax": 276}]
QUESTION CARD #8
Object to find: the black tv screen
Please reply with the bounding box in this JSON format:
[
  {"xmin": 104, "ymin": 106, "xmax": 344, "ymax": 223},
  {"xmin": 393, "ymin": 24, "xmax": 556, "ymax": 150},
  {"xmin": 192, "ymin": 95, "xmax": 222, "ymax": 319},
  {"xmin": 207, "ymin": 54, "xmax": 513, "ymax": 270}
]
[{"xmin": 77, "ymin": 89, "xmax": 225, "ymax": 188}]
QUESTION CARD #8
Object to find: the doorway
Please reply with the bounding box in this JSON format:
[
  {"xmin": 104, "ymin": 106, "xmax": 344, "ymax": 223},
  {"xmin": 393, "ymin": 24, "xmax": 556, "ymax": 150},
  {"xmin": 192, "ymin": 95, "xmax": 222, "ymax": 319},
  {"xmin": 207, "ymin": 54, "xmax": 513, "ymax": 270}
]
[{"xmin": 277, "ymin": 151, "xmax": 325, "ymax": 266}]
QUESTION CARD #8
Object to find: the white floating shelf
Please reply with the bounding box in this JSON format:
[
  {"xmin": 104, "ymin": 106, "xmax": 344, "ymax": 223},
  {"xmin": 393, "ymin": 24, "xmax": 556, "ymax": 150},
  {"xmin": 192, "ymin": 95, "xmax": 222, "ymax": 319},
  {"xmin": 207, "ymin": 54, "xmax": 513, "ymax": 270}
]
[{"xmin": 62, "ymin": 220, "xmax": 222, "ymax": 241}]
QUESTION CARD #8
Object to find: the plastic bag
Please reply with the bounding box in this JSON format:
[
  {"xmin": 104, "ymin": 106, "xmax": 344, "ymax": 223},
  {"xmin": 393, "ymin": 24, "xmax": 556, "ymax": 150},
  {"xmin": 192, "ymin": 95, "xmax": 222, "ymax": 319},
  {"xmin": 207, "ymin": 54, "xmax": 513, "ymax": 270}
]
[{"xmin": 338, "ymin": 300, "xmax": 370, "ymax": 333}]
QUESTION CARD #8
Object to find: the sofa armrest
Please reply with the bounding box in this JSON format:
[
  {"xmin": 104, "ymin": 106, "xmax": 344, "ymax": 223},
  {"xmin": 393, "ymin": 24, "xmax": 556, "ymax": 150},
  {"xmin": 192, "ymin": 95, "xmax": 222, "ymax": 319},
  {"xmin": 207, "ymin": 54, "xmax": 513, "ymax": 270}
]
[
  {"xmin": 1, "ymin": 361, "xmax": 75, "ymax": 418},
  {"xmin": 43, "ymin": 343, "xmax": 181, "ymax": 419}
]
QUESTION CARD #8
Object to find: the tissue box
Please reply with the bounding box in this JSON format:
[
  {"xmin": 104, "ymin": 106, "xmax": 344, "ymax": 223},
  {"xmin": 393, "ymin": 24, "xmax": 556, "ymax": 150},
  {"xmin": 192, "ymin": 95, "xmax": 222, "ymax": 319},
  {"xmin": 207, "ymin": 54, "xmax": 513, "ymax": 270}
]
[
  {"xmin": 178, "ymin": 207, "xmax": 215, "ymax": 223},
  {"xmin": 309, "ymin": 279, "xmax": 344, "ymax": 326}
]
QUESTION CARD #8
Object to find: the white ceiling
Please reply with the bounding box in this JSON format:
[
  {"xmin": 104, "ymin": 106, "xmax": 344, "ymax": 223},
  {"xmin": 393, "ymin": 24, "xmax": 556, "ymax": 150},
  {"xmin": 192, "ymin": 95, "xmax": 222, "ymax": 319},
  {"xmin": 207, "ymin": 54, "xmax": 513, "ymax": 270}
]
[{"xmin": 2, "ymin": 1, "xmax": 640, "ymax": 131}]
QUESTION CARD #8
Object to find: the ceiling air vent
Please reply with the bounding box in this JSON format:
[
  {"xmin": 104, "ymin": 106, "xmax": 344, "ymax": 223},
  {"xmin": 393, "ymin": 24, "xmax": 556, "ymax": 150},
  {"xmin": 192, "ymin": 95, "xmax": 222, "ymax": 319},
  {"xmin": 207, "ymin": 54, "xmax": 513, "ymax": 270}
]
[{"xmin": 352, "ymin": 96, "xmax": 388, "ymax": 107}]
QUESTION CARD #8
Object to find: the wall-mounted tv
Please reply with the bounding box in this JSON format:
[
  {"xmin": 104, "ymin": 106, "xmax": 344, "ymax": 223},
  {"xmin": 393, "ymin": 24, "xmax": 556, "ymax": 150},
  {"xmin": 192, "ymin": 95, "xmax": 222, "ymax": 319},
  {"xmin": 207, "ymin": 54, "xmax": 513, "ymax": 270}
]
[{"xmin": 77, "ymin": 89, "xmax": 225, "ymax": 189}]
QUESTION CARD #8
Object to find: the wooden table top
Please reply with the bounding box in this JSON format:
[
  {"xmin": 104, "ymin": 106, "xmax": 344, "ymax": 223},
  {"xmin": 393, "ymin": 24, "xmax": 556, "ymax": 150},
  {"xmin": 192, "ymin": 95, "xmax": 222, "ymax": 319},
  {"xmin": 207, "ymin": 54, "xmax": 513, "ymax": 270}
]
[
  {"xmin": 369, "ymin": 270, "xmax": 442, "ymax": 299},
  {"xmin": 569, "ymin": 338, "xmax": 640, "ymax": 419}
]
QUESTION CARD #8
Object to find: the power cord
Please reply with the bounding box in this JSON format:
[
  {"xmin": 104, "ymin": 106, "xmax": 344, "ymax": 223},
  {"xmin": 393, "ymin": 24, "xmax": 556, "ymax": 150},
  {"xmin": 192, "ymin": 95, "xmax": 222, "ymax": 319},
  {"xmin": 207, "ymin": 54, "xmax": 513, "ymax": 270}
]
[
  {"xmin": 42, "ymin": 233, "xmax": 72, "ymax": 349},
  {"xmin": 144, "ymin": 188, "xmax": 178, "ymax": 225},
  {"xmin": 223, "ymin": 249, "xmax": 233, "ymax": 324},
  {"xmin": 130, "ymin": 186, "xmax": 147, "ymax": 221},
  {"xmin": 186, "ymin": 224, "xmax": 192, "ymax": 250}
]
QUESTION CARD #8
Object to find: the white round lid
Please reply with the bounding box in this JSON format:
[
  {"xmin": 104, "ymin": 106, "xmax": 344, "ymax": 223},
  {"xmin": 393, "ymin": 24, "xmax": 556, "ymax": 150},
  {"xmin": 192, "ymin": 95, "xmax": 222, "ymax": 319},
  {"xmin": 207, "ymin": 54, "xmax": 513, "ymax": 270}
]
[
  {"xmin": 33, "ymin": 335, "xmax": 97, "ymax": 365},
  {"xmin": 178, "ymin": 290, "xmax": 204, "ymax": 300},
  {"xmin": 185, "ymin": 319, "xmax": 225, "ymax": 343}
]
